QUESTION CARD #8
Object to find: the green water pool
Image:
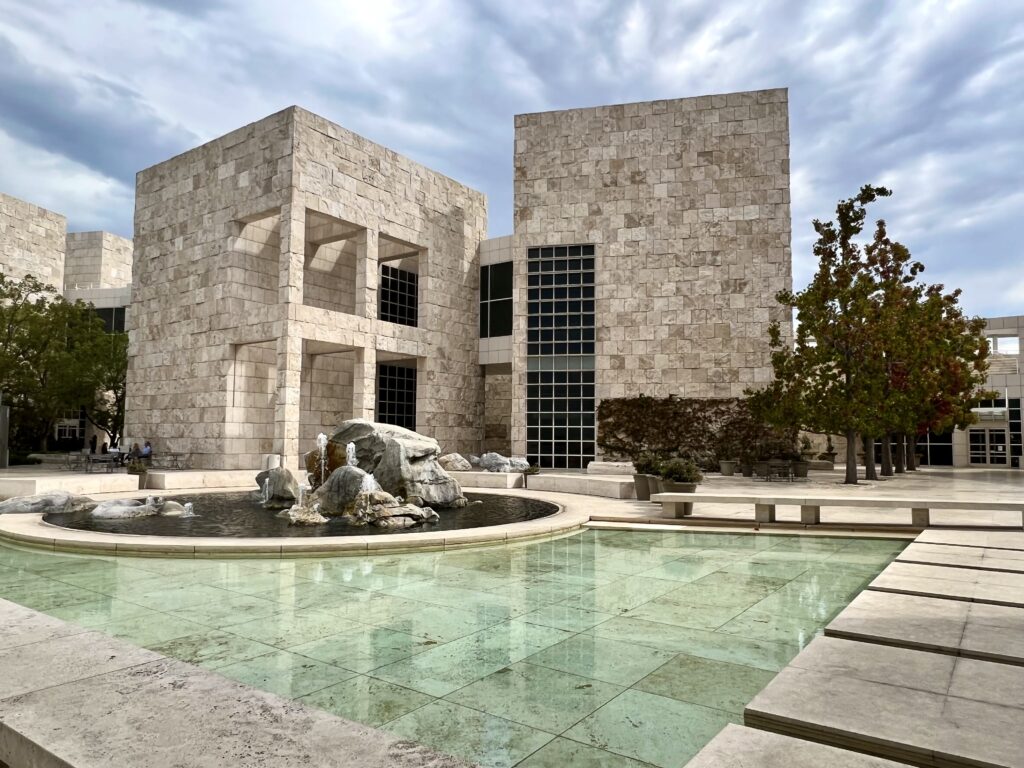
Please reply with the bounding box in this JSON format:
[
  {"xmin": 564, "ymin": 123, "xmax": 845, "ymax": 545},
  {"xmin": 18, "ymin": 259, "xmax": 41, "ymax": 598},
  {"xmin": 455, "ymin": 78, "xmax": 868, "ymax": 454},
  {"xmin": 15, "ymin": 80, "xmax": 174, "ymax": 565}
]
[{"xmin": 0, "ymin": 529, "xmax": 906, "ymax": 767}]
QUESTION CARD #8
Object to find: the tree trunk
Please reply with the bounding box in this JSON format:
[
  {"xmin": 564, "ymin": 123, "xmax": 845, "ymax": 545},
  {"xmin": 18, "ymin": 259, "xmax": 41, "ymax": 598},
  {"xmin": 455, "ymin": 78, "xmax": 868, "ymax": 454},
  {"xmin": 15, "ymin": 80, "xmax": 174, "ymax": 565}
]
[
  {"xmin": 906, "ymin": 435, "xmax": 918, "ymax": 471},
  {"xmin": 844, "ymin": 431, "xmax": 859, "ymax": 484},
  {"xmin": 863, "ymin": 436, "xmax": 878, "ymax": 480},
  {"xmin": 894, "ymin": 432, "xmax": 906, "ymax": 473},
  {"xmin": 881, "ymin": 433, "xmax": 894, "ymax": 476}
]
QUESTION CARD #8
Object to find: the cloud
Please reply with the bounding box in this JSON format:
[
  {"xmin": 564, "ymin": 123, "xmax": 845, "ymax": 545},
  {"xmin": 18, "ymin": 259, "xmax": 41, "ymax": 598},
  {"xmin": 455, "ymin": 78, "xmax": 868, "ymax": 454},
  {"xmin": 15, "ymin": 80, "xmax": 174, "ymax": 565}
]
[{"xmin": 0, "ymin": 0, "xmax": 1020, "ymax": 317}]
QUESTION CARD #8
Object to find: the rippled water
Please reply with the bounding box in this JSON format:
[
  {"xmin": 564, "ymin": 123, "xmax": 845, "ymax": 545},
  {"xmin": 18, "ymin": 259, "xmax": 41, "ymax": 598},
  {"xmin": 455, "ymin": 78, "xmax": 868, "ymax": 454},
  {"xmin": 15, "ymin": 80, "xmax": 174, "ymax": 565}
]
[{"xmin": 43, "ymin": 492, "xmax": 558, "ymax": 538}]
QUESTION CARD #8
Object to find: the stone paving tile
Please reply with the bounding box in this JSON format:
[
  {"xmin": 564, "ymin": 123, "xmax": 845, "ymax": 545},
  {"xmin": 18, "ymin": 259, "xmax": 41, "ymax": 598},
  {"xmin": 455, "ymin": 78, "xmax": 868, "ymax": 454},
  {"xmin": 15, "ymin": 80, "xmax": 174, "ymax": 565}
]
[
  {"xmin": 524, "ymin": 634, "xmax": 675, "ymax": 686},
  {"xmin": 564, "ymin": 689, "xmax": 739, "ymax": 768},
  {"xmin": 288, "ymin": 624, "xmax": 434, "ymax": 673},
  {"xmin": 216, "ymin": 649, "xmax": 355, "ymax": 698},
  {"xmin": 446, "ymin": 661, "xmax": 624, "ymax": 732},
  {"xmin": 386, "ymin": 699, "xmax": 556, "ymax": 768},
  {"xmin": 687, "ymin": 724, "xmax": 912, "ymax": 768},
  {"xmin": 299, "ymin": 674, "xmax": 434, "ymax": 727},
  {"xmin": 149, "ymin": 628, "xmax": 279, "ymax": 670},
  {"xmin": 516, "ymin": 737, "xmax": 657, "ymax": 767},
  {"xmin": 0, "ymin": 598, "xmax": 90, "ymax": 650},
  {"xmin": 633, "ymin": 653, "xmax": 776, "ymax": 714}
]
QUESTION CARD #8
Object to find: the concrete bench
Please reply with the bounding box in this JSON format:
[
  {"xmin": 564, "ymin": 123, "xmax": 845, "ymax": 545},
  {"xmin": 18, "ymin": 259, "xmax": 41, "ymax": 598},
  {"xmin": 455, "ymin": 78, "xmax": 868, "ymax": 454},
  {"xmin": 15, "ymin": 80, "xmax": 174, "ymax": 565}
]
[{"xmin": 649, "ymin": 492, "xmax": 1024, "ymax": 528}]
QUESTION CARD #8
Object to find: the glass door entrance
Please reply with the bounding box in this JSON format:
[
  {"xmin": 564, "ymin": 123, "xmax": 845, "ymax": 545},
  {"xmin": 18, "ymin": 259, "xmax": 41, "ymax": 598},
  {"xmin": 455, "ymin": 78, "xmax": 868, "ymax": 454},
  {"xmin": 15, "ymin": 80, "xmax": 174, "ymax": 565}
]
[{"xmin": 969, "ymin": 428, "xmax": 1008, "ymax": 465}]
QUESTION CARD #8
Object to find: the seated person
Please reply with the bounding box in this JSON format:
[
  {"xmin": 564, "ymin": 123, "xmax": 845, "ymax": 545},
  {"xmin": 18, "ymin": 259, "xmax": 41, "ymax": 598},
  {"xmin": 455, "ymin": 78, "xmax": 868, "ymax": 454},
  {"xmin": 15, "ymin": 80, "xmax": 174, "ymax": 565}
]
[
  {"xmin": 100, "ymin": 442, "xmax": 109, "ymax": 455},
  {"xmin": 141, "ymin": 441, "xmax": 153, "ymax": 463},
  {"xmin": 126, "ymin": 443, "xmax": 142, "ymax": 464}
]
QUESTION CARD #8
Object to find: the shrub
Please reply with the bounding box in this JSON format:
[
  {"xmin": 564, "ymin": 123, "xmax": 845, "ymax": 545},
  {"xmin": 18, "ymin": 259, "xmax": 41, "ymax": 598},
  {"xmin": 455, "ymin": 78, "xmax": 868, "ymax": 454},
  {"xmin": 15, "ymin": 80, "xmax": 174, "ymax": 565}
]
[
  {"xmin": 632, "ymin": 453, "xmax": 661, "ymax": 475},
  {"xmin": 659, "ymin": 458, "xmax": 703, "ymax": 484}
]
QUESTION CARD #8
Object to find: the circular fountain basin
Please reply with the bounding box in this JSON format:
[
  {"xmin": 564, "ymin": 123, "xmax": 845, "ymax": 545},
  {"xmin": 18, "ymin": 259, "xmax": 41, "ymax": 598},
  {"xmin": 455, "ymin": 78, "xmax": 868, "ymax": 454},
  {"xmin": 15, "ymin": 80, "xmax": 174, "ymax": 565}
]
[{"xmin": 43, "ymin": 492, "xmax": 558, "ymax": 538}]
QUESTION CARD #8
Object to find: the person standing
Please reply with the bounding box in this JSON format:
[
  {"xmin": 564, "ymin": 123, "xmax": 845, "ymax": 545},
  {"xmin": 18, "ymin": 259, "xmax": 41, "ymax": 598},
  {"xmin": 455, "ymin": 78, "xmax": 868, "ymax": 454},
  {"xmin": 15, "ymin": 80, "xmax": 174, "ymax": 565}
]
[{"xmin": 89, "ymin": 434, "xmax": 97, "ymax": 454}]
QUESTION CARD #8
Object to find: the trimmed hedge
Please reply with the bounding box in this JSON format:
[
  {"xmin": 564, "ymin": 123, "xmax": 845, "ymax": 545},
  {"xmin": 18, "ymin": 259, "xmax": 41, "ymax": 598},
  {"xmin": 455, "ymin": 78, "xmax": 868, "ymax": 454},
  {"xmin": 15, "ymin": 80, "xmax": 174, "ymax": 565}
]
[{"xmin": 597, "ymin": 395, "xmax": 797, "ymax": 470}]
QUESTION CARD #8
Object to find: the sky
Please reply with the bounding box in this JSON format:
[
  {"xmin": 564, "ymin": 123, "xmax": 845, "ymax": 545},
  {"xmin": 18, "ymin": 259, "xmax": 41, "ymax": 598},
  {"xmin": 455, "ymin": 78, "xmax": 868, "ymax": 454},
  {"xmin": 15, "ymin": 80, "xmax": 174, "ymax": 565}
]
[{"xmin": 0, "ymin": 0, "xmax": 1021, "ymax": 317}]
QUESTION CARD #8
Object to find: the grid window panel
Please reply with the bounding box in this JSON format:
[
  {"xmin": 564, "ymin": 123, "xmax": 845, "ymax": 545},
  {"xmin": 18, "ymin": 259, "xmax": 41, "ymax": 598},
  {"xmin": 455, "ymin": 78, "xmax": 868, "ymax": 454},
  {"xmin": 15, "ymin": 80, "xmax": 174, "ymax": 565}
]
[
  {"xmin": 379, "ymin": 265, "xmax": 418, "ymax": 327},
  {"xmin": 526, "ymin": 369, "xmax": 596, "ymax": 469},
  {"xmin": 376, "ymin": 364, "xmax": 416, "ymax": 431},
  {"xmin": 480, "ymin": 263, "xmax": 513, "ymax": 338}
]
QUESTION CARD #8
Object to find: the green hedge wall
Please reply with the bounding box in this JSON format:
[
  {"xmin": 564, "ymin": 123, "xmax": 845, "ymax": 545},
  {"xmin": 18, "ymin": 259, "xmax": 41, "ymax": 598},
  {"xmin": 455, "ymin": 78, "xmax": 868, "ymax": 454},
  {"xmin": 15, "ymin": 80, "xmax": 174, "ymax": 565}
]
[{"xmin": 596, "ymin": 395, "xmax": 797, "ymax": 469}]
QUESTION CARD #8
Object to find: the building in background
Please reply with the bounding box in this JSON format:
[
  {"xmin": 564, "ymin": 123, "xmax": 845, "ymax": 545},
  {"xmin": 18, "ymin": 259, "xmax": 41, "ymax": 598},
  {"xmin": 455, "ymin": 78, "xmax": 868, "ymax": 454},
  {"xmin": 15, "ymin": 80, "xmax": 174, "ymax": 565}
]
[
  {"xmin": 918, "ymin": 316, "xmax": 1023, "ymax": 469},
  {"xmin": 0, "ymin": 192, "xmax": 133, "ymax": 449}
]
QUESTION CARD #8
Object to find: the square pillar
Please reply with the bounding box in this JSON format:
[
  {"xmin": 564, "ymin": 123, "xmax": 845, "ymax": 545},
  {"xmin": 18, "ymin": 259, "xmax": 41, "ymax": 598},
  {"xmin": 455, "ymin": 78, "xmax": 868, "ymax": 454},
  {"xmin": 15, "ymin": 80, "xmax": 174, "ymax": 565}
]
[
  {"xmin": 279, "ymin": 203, "xmax": 305, "ymax": 306},
  {"xmin": 911, "ymin": 507, "xmax": 930, "ymax": 527},
  {"xmin": 666, "ymin": 500, "xmax": 693, "ymax": 519},
  {"xmin": 355, "ymin": 229, "xmax": 378, "ymax": 320},
  {"xmin": 352, "ymin": 346, "xmax": 377, "ymax": 421},
  {"xmin": 273, "ymin": 333, "xmax": 303, "ymax": 472},
  {"xmin": 800, "ymin": 505, "xmax": 821, "ymax": 525},
  {"xmin": 755, "ymin": 503, "xmax": 776, "ymax": 523}
]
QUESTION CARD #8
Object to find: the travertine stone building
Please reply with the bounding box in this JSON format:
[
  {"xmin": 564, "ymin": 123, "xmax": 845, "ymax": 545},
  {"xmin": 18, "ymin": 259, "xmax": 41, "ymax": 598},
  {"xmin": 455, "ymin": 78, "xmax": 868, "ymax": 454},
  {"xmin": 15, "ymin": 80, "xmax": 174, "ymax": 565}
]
[
  {"xmin": 510, "ymin": 89, "xmax": 792, "ymax": 465},
  {"xmin": 125, "ymin": 107, "xmax": 487, "ymax": 470},
  {"xmin": 64, "ymin": 231, "xmax": 133, "ymax": 290},
  {"xmin": 125, "ymin": 90, "xmax": 792, "ymax": 471},
  {"xmin": 0, "ymin": 192, "xmax": 66, "ymax": 289}
]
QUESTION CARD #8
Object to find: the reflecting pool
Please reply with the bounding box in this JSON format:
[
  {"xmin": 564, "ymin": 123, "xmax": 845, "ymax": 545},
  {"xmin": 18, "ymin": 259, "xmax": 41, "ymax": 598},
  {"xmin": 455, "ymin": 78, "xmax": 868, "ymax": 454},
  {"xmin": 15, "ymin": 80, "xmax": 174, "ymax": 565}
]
[{"xmin": 0, "ymin": 529, "xmax": 906, "ymax": 767}]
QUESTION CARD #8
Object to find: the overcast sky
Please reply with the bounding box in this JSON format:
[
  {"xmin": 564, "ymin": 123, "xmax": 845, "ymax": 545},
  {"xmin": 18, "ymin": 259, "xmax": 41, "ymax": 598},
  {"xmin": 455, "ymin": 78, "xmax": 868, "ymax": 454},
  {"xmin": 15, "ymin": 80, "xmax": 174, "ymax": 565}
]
[{"xmin": 0, "ymin": 0, "xmax": 1020, "ymax": 316}]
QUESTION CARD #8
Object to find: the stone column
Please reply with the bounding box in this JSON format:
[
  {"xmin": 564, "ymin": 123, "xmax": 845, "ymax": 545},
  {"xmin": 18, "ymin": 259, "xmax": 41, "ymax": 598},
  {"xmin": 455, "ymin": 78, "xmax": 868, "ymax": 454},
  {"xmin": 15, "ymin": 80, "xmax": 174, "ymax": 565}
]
[
  {"xmin": 279, "ymin": 203, "xmax": 305, "ymax": 305},
  {"xmin": 352, "ymin": 346, "xmax": 377, "ymax": 421},
  {"xmin": 355, "ymin": 229, "xmax": 378, "ymax": 320},
  {"xmin": 274, "ymin": 202, "xmax": 305, "ymax": 471},
  {"xmin": 273, "ymin": 334, "xmax": 303, "ymax": 472}
]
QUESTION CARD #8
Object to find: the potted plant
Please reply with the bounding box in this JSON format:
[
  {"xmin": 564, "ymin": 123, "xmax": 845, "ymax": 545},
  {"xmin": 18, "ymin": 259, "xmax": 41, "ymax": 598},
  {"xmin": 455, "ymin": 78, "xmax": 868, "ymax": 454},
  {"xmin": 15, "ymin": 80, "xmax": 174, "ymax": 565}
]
[
  {"xmin": 719, "ymin": 457, "xmax": 737, "ymax": 476},
  {"xmin": 658, "ymin": 458, "xmax": 703, "ymax": 493},
  {"xmin": 631, "ymin": 453, "xmax": 661, "ymax": 501},
  {"xmin": 799, "ymin": 435, "xmax": 815, "ymax": 461}
]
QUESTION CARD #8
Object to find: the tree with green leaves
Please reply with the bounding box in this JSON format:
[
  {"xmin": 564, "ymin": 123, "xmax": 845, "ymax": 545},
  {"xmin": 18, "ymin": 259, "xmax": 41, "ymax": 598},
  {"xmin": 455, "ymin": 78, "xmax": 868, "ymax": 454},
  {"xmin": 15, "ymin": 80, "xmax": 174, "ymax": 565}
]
[
  {"xmin": 751, "ymin": 185, "xmax": 892, "ymax": 484},
  {"xmin": 752, "ymin": 185, "xmax": 990, "ymax": 484},
  {"xmin": 0, "ymin": 273, "xmax": 121, "ymax": 452},
  {"xmin": 86, "ymin": 332, "xmax": 129, "ymax": 447}
]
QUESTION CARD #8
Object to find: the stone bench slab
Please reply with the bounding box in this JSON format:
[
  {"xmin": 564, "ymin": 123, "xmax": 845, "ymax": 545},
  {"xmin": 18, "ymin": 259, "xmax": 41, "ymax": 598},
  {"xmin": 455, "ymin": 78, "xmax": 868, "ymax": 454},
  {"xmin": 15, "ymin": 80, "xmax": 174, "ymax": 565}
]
[
  {"xmin": 685, "ymin": 723, "xmax": 914, "ymax": 768},
  {"xmin": 0, "ymin": 599, "xmax": 469, "ymax": 768},
  {"xmin": 826, "ymin": 590, "xmax": 1024, "ymax": 665},
  {"xmin": 527, "ymin": 474, "xmax": 635, "ymax": 499},
  {"xmin": 448, "ymin": 470, "xmax": 525, "ymax": 489}
]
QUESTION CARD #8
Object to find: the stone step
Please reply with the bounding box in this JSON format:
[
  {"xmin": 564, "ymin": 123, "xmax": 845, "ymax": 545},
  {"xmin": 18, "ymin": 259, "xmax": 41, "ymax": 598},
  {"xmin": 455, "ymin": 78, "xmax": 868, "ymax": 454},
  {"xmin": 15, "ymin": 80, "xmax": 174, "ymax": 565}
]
[
  {"xmin": 525, "ymin": 474, "xmax": 635, "ymax": 499},
  {"xmin": 685, "ymin": 724, "xmax": 908, "ymax": 768},
  {"xmin": 447, "ymin": 470, "xmax": 524, "ymax": 489},
  {"xmin": 0, "ymin": 473, "xmax": 140, "ymax": 501},
  {"xmin": 144, "ymin": 469, "xmax": 257, "ymax": 490}
]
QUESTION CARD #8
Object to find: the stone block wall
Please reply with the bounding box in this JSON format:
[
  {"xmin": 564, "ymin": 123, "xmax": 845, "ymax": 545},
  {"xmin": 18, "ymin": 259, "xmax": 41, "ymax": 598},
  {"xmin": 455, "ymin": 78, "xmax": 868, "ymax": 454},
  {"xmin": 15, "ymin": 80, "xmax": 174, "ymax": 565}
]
[
  {"xmin": 127, "ymin": 107, "xmax": 487, "ymax": 469},
  {"xmin": 511, "ymin": 89, "xmax": 793, "ymax": 455},
  {"xmin": 64, "ymin": 231, "xmax": 133, "ymax": 290},
  {"xmin": 290, "ymin": 108, "xmax": 487, "ymax": 459},
  {"xmin": 126, "ymin": 110, "xmax": 293, "ymax": 468},
  {"xmin": 0, "ymin": 192, "xmax": 66, "ymax": 289}
]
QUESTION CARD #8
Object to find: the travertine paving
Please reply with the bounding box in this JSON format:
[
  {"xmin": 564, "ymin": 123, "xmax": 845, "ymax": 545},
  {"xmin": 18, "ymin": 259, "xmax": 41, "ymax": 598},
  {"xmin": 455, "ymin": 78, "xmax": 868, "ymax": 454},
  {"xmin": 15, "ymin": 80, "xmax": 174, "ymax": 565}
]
[
  {"xmin": 0, "ymin": 600, "xmax": 469, "ymax": 768},
  {"xmin": 746, "ymin": 637, "xmax": 1024, "ymax": 767},
  {"xmin": 687, "ymin": 724, "xmax": 909, "ymax": 768},
  {"xmin": 738, "ymin": 528, "xmax": 1024, "ymax": 768},
  {"xmin": 826, "ymin": 589, "xmax": 1024, "ymax": 664},
  {"xmin": 897, "ymin": 541, "xmax": 1024, "ymax": 573},
  {"xmin": 0, "ymin": 528, "xmax": 903, "ymax": 767}
]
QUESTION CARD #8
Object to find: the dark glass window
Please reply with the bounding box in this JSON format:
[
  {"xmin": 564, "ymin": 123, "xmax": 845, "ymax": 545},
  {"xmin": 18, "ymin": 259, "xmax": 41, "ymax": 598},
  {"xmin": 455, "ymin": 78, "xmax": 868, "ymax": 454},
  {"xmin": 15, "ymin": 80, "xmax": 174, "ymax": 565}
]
[
  {"xmin": 95, "ymin": 307, "xmax": 126, "ymax": 334},
  {"xmin": 480, "ymin": 262, "xmax": 513, "ymax": 338},
  {"xmin": 379, "ymin": 265, "xmax": 418, "ymax": 327},
  {"xmin": 376, "ymin": 364, "xmax": 416, "ymax": 431}
]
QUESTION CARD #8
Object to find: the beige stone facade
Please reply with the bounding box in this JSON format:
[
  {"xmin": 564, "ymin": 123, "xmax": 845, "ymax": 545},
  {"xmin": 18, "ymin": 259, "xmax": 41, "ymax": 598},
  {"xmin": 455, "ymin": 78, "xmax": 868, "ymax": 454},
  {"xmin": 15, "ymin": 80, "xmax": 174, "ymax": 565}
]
[
  {"xmin": 64, "ymin": 231, "xmax": 133, "ymax": 290},
  {"xmin": 126, "ymin": 107, "xmax": 487, "ymax": 470},
  {"xmin": 0, "ymin": 192, "xmax": 66, "ymax": 289},
  {"xmin": 510, "ymin": 89, "xmax": 792, "ymax": 459}
]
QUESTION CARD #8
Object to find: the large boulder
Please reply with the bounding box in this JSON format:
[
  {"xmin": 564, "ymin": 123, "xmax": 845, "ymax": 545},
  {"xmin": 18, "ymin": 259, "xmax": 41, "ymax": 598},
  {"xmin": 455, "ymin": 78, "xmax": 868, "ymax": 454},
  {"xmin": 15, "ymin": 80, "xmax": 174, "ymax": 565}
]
[
  {"xmin": 0, "ymin": 492, "xmax": 94, "ymax": 516},
  {"xmin": 478, "ymin": 452, "xmax": 531, "ymax": 473},
  {"xmin": 255, "ymin": 466, "xmax": 300, "ymax": 509},
  {"xmin": 302, "ymin": 440, "xmax": 349, "ymax": 489},
  {"xmin": 326, "ymin": 419, "xmax": 465, "ymax": 508},
  {"xmin": 350, "ymin": 489, "xmax": 401, "ymax": 523},
  {"xmin": 438, "ymin": 453, "xmax": 472, "ymax": 471},
  {"xmin": 91, "ymin": 497, "xmax": 166, "ymax": 519},
  {"xmin": 308, "ymin": 465, "xmax": 373, "ymax": 517},
  {"xmin": 277, "ymin": 505, "xmax": 329, "ymax": 526}
]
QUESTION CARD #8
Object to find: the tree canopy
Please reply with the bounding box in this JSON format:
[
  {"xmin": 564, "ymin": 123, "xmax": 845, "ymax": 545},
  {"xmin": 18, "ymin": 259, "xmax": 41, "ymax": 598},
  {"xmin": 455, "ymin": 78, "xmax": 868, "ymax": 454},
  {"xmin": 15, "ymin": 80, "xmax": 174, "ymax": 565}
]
[
  {"xmin": 0, "ymin": 273, "xmax": 127, "ymax": 453},
  {"xmin": 749, "ymin": 186, "xmax": 990, "ymax": 484}
]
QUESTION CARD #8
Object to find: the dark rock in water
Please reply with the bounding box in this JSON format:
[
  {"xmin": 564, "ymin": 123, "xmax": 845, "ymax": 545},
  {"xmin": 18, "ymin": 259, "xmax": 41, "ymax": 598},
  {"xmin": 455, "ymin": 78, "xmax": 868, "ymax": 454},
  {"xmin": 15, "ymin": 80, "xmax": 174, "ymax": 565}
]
[
  {"xmin": 255, "ymin": 466, "xmax": 300, "ymax": 509},
  {"xmin": 0, "ymin": 492, "xmax": 94, "ymax": 516},
  {"xmin": 302, "ymin": 441, "xmax": 349, "ymax": 490},
  {"xmin": 276, "ymin": 505, "xmax": 329, "ymax": 526},
  {"xmin": 309, "ymin": 465, "xmax": 374, "ymax": 517},
  {"xmin": 327, "ymin": 418, "xmax": 465, "ymax": 508}
]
